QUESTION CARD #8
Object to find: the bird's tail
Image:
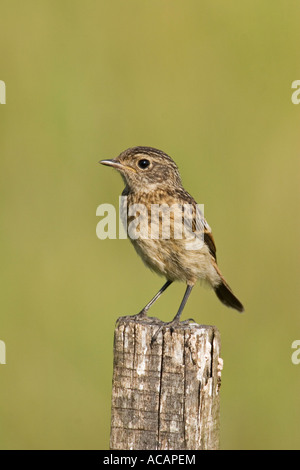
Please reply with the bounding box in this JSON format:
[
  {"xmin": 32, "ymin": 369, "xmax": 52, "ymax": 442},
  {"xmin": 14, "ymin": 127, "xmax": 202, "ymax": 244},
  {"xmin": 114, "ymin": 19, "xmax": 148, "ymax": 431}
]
[
  {"xmin": 214, "ymin": 280, "xmax": 244, "ymax": 313},
  {"xmin": 211, "ymin": 260, "xmax": 244, "ymax": 312}
]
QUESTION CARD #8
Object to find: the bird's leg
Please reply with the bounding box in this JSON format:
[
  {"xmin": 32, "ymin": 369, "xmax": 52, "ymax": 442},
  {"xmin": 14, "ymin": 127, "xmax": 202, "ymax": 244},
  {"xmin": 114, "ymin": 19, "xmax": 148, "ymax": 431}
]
[
  {"xmin": 151, "ymin": 284, "xmax": 194, "ymax": 345},
  {"xmin": 118, "ymin": 280, "xmax": 173, "ymax": 324},
  {"xmin": 171, "ymin": 284, "xmax": 194, "ymax": 322},
  {"xmin": 135, "ymin": 280, "xmax": 173, "ymax": 318}
]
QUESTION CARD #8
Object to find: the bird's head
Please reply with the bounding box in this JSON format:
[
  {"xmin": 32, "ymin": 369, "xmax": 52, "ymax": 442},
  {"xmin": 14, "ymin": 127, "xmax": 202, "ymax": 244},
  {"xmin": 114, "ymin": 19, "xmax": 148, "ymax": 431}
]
[{"xmin": 100, "ymin": 146, "xmax": 182, "ymax": 192}]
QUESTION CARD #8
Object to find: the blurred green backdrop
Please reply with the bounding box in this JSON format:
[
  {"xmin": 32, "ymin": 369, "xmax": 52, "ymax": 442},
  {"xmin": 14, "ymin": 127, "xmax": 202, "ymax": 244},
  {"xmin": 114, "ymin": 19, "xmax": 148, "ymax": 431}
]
[{"xmin": 1, "ymin": 0, "xmax": 300, "ymax": 450}]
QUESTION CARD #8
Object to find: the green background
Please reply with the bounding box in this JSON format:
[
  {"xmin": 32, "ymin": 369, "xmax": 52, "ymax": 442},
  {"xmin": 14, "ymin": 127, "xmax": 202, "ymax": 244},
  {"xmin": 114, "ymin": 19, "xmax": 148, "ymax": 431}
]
[{"xmin": 1, "ymin": 0, "xmax": 300, "ymax": 450}]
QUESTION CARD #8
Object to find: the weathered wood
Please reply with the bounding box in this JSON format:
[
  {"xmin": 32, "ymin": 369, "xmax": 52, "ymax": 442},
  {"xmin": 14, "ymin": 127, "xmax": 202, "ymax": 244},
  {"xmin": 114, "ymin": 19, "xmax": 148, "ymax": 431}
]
[{"xmin": 110, "ymin": 316, "xmax": 222, "ymax": 450}]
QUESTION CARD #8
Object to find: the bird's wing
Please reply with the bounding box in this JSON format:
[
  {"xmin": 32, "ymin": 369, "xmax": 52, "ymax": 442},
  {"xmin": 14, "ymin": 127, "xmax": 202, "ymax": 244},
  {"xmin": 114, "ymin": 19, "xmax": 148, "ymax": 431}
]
[
  {"xmin": 164, "ymin": 189, "xmax": 217, "ymax": 261},
  {"xmin": 187, "ymin": 202, "xmax": 217, "ymax": 260},
  {"xmin": 203, "ymin": 222, "xmax": 217, "ymax": 260}
]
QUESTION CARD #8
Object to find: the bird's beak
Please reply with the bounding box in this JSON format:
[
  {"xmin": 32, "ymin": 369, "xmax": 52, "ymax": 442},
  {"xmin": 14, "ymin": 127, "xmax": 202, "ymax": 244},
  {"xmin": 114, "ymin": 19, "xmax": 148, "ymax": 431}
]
[
  {"xmin": 99, "ymin": 159, "xmax": 123, "ymax": 169},
  {"xmin": 99, "ymin": 159, "xmax": 136, "ymax": 173}
]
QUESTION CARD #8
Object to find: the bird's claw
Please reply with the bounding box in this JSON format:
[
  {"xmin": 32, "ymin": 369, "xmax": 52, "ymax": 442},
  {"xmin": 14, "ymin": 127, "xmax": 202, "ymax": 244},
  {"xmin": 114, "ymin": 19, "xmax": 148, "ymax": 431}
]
[
  {"xmin": 150, "ymin": 318, "xmax": 195, "ymax": 346},
  {"xmin": 117, "ymin": 311, "xmax": 147, "ymax": 324}
]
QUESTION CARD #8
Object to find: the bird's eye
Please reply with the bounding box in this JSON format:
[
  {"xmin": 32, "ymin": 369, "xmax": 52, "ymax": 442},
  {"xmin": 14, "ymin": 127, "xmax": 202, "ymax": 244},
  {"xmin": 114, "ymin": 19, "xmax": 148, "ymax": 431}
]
[{"xmin": 138, "ymin": 159, "xmax": 150, "ymax": 169}]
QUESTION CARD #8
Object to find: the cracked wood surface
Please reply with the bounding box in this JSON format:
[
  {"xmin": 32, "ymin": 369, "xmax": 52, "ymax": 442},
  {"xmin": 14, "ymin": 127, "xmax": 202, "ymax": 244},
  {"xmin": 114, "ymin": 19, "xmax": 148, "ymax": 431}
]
[{"xmin": 110, "ymin": 316, "xmax": 222, "ymax": 450}]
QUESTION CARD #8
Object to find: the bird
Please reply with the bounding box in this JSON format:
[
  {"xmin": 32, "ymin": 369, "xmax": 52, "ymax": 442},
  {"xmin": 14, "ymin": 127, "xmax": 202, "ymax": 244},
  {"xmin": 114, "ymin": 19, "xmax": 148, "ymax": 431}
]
[{"xmin": 100, "ymin": 146, "xmax": 244, "ymax": 334}]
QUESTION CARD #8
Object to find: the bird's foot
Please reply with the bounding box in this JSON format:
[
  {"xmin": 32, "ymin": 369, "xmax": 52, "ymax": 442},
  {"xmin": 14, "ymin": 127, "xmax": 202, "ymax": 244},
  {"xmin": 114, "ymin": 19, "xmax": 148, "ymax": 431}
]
[
  {"xmin": 150, "ymin": 317, "xmax": 195, "ymax": 346},
  {"xmin": 117, "ymin": 310, "xmax": 148, "ymax": 324}
]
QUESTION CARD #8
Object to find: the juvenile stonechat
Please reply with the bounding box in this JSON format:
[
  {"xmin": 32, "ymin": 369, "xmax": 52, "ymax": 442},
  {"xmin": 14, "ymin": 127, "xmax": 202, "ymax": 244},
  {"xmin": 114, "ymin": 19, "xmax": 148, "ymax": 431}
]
[{"xmin": 100, "ymin": 146, "xmax": 244, "ymax": 331}]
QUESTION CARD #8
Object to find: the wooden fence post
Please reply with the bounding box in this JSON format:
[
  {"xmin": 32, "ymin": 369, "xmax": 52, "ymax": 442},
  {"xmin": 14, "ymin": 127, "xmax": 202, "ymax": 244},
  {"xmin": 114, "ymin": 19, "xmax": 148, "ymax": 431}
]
[{"xmin": 110, "ymin": 316, "xmax": 222, "ymax": 450}]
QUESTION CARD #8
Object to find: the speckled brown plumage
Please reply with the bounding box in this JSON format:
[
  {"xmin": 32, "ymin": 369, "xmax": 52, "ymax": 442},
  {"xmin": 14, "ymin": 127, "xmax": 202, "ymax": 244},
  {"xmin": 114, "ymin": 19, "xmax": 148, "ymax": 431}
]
[{"xmin": 100, "ymin": 146, "xmax": 244, "ymax": 324}]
